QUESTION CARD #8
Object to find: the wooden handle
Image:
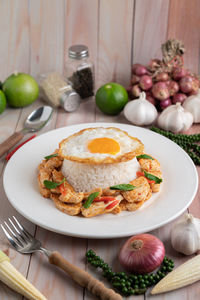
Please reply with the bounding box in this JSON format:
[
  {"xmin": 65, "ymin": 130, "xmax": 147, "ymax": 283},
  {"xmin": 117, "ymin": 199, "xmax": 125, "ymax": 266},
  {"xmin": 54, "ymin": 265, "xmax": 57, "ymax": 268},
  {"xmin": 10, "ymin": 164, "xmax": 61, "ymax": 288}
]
[
  {"xmin": 49, "ymin": 251, "xmax": 122, "ymax": 300},
  {"xmin": 0, "ymin": 131, "xmax": 24, "ymax": 157}
]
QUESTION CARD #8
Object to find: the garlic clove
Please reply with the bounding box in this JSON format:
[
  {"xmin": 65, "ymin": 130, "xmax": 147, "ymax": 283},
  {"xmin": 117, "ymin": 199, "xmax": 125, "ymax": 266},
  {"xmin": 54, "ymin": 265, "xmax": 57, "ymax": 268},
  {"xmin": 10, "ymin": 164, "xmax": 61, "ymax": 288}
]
[
  {"xmin": 124, "ymin": 92, "xmax": 158, "ymax": 126},
  {"xmin": 183, "ymin": 91, "xmax": 200, "ymax": 123},
  {"xmin": 157, "ymin": 103, "xmax": 193, "ymax": 133},
  {"xmin": 171, "ymin": 213, "xmax": 200, "ymax": 255}
]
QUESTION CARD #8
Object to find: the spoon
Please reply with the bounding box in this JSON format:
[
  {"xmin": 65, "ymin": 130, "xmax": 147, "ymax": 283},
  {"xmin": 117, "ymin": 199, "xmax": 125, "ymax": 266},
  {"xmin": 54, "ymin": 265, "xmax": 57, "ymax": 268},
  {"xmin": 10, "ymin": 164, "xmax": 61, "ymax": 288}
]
[{"xmin": 0, "ymin": 105, "xmax": 53, "ymax": 158}]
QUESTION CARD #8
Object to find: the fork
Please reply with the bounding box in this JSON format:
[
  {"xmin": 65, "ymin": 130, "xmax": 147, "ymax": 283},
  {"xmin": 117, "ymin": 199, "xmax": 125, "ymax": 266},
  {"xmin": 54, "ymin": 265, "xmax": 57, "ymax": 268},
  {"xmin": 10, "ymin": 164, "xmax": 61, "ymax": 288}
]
[{"xmin": 1, "ymin": 216, "xmax": 122, "ymax": 300}]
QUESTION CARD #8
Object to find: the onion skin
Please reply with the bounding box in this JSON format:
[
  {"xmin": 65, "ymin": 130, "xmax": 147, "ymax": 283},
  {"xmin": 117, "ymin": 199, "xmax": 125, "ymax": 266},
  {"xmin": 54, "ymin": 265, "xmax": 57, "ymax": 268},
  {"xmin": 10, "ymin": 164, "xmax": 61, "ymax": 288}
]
[
  {"xmin": 118, "ymin": 234, "xmax": 165, "ymax": 274},
  {"xmin": 152, "ymin": 82, "xmax": 169, "ymax": 100},
  {"xmin": 139, "ymin": 75, "xmax": 153, "ymax": 90},
  {"xmin": 146, "ymin": 93, "xmax": 156, "ymax": 105},
  {"xmin": 160, "ymin": 98, "xmax": 172, "ymax": 110},
  {"xmin": 168, "ymin": 81, "xmax": 179, "ymax": 96},
  {"xmin": 155, "ymin": 72, "xmax": 169, "ymax": 82},
  {"xmin": 172, "ymin": 67, "xmax": 187, "ymax": 81},
  {"xmin": 131, "ymin": 74, "xmax": 140, "ymax": 85},
  {"xmin": 133, "ymin": 64, "xmax": 148, "ymax": 76},
  {"xmin": 131, "ymin": 84, "xmax": 141, "ymax": 98},
  {"xmin": 179, "ymin": 75, "xmax": 199, "ymax": 93},
  {"xmin": 132, "ymin": 64, "xmax": 141, "ymax": 74},
  {"xmin": 172, "ymin": 93, "xmax": 187, "ymax": 104}
]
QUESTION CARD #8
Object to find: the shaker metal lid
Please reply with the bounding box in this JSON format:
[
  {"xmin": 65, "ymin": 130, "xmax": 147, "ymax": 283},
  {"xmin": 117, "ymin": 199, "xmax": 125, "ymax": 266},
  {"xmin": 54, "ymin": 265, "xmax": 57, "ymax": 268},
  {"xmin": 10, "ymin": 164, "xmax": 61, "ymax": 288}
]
[
  {"xmin": 68, "ymin": 45, "xmax": 89, "ymax": 59},
  {"xmin": 60, "ymin": 90, "xmax": 81, "ymax": 112}
]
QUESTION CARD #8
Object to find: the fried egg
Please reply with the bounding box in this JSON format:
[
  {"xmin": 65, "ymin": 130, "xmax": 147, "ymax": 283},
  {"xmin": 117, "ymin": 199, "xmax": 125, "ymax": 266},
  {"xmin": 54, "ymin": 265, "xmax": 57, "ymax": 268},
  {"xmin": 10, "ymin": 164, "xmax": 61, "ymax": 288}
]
[{"xmin": 59, "ymin": 127, "xmax": 144, "ymax": 164}]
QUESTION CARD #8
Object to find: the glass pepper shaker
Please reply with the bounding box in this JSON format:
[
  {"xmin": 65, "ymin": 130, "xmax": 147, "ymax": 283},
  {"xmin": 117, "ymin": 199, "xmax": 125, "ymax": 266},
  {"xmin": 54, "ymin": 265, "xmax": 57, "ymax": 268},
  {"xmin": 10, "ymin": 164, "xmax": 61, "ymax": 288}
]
[{"xmin": 64, "ymin": 45, "xmax": 95, "ymax": 99}]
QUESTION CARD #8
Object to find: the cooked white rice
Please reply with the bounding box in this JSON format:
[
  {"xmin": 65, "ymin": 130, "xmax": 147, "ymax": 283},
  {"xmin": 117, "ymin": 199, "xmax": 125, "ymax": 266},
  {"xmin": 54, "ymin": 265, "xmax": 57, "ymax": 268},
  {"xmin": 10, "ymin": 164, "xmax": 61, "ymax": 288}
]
[{"xmin": 61, "ymin": 158, "xmax": 140, "ymax": 192}]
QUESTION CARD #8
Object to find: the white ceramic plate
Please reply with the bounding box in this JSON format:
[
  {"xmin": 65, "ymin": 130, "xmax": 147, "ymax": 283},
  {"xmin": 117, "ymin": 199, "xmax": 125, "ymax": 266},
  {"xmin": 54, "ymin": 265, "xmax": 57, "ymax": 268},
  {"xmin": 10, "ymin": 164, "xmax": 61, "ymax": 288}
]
[{"xmin": 3, "ymin": 123, "xmax": 198, "ymax": 239}]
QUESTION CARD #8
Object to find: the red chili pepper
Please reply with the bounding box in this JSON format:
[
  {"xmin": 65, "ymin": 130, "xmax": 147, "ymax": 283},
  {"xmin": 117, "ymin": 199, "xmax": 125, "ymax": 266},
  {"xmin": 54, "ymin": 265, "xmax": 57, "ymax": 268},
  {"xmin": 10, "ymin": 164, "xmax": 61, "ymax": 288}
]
[
  {"xmin": 59, "ymin": 183, "xmax": 67, "ymax": 195},
  {"xmin": 5, "ymin": 134, "xmax": 36, "ymax": 161},
  {"xmin": 106, "ymin": 200, "xmax": 119, "ymax": 210},
  {"xmin": 93, "ymin": 196, "xmax": 115, "ymax": 203},
  {"xmin": 92, "ymin": 198, "xmax": 104, "ymax": 202},
  {"xmin": 101, "ymin": 196, "xmax": 115, "ymax": 202},
  {"xmin": 136, "ymin": 171, "xmax": 155, "ymax": 184},
  {"xmin": 136, "ymin": 171, "xmax": 144, "ymax": 177}
]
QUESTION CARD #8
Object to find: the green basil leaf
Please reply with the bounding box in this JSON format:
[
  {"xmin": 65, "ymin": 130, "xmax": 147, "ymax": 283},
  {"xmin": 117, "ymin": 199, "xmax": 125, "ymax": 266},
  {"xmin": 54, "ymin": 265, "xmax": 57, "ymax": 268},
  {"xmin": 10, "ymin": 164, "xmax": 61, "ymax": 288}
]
[
  {"xmin": 44, "ymin": 153, "xmax": 58, "ymax": 160},
  {"xmin": 43, "ymin": 178, "xmax": 65, "ymax": 189},
  {"xmin": 83, "ymin": 192, "xmax": 100, "ymax": 209},
  {"xmin": 144, "ymin": 170, "xmax": 162, "ymax": 184},
  {"xmin": 110, "ymin": 184, "xmax": 137, "ymax": 191},
  {"xmin": 136, "ymin": 154, "xmax": 154, "ymax": 160}
]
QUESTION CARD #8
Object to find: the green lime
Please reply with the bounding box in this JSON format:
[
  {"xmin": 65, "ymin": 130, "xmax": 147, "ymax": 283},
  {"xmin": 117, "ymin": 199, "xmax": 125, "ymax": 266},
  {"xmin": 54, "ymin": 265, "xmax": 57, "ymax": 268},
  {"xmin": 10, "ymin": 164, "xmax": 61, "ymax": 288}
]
[
  {"xmin": 95, "ymin": 82, "xmax": 128, "ymax": 115},
  {"xmin": 0, "ymin": 90, "xmax": 7, "ymax": 114},
  {"xmin": 3, "ymin": 72, "xmax": 39, "ymax": 108}
]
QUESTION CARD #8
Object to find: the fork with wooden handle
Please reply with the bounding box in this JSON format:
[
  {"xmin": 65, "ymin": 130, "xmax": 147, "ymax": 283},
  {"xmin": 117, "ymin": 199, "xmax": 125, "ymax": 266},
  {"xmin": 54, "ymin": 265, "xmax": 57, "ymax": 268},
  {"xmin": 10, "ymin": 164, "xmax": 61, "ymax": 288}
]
[{"xmin": 1, "ymin": 216, "xmax": 122, "ymax": 300}]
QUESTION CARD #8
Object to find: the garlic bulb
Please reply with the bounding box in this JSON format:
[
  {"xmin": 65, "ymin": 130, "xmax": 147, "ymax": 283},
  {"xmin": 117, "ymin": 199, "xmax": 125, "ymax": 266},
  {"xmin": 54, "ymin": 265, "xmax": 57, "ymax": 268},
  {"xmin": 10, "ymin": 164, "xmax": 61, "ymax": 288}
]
[
  {"xmin": 171, "ymin": 214, "xmax": 200, "ymax": 255},
  {"xmin": 157, "ymin": 102, "xmax": 193, "ymax": 133},
  {"xmin": 124, "ymin": 92, "xmax": 158, "ymax": 126},
  {"xmin": 183, "ymin": 90, "xmax": 200, "ymax": 123}
]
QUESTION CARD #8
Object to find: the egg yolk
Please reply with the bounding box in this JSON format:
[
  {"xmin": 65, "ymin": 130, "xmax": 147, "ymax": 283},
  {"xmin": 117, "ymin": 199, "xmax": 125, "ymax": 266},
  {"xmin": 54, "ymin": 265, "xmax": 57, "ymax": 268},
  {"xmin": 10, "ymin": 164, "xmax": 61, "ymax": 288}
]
[{"xmin": 88, "ymin": 137, "xmax": 120, "ymax": 155}]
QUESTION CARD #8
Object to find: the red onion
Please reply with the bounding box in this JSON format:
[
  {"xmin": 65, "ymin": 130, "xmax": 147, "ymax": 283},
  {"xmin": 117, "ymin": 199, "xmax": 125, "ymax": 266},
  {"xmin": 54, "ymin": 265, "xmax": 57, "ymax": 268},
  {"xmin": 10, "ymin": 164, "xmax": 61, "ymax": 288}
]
[
  {"xmin": 179, "ymin": 75, "xmax": 198, "ymax": 93},
  {"xmin": 188, "ymin": 90, "xmax": 199, "ymax": 96},
  {"xmin": 155, "ymin": 72, "xmax": 169, "ymax": 82},
  {"xmin": 159, "ymin": 98, "xmax": 172, "ymax": 110},
  {"xmin": 148, "ymin": 59, "xmax": 162, "ymax": 70},
  {"xmin": 132, "ymin": 64, "xmax": 141, "ymax": 74},
  {"xmin": 131, "ymin": 84, "xmax": 141, "ymax": 98},
  {"xmin": 152, "ymin": 82, "xmax": 169, "ymax": 100},
  {"xmin": 131, "ymin": 74, "xmax": 140, "ymax": 85},
  {"xmin": 172, "ymin": 93, "xmax": 187, "ymax": 104},
  {"xmin": 133, "ymin": 64, "xmax": 148, "ymax": 76},
  {"xmin": 118, "ymin": 234, "xmax": 165, "ymax": 274},
  {"xmin": 146, "ymin": 93, "xmax": 156, "ymax": 105},
  {"xmin": 172, "ymin": 67, "xmax": 187, "ymax": 81},
  {"xmin": 139, "ymin": 75, "xmax": 153, "ymax": 90},
  {"xmin": 168, "ymin": 80, "xmax": 179, "ymax": 96},
  {"xmin": 126, "ymin": 85, "xmax": 132, "ymax": 94}
]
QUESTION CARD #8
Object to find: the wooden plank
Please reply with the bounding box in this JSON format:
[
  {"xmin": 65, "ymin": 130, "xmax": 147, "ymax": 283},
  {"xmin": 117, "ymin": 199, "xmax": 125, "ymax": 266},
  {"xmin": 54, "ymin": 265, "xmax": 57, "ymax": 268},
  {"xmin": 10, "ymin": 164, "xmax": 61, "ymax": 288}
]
[
  {"xmin": 56, "ymin": 0, "xmax": 99, "ymax": 128},
  {"xmin": 95, "ymin": 0, "xmax": 134, "ymax": 123},
  {"xmin": 167, "ymin": 0, "xmax": 200, "ymax": 73},
  {"xmin": 26, "ymin": 1, "xmax": 88, "ymax": 299},
  {"xmin": 150, "ymin": 2, "xmax": 200, "ymax": 299},
  {"xmin": 28, "ymin": 228, "xmax": 86, "ymax": 300},
  {"xmin": 0, "ymin": 1, "xmax": 30, "ymax": 299},
  {"xmin": 133, "ymin": 0, "xmax": 170, "ymax": 65},
  {"xmin": 29, "ymin": 0, "xmax": 65, "ymax": 75},
  {"xmin": 97, "ymin": 0, "xmax": 134, "ymax": 88}
]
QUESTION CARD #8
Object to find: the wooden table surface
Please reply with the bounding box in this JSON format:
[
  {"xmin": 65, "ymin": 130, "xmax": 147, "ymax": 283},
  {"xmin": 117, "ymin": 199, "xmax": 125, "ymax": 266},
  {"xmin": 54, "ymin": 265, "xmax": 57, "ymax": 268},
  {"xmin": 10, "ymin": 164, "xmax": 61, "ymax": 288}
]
[
  {"xmin": 0, "ymin": 98, "xmax": 200, "ymax": 300},
  {"xmin": 0, "ymin": 0, "xmax": 200, "ymax": 299}
]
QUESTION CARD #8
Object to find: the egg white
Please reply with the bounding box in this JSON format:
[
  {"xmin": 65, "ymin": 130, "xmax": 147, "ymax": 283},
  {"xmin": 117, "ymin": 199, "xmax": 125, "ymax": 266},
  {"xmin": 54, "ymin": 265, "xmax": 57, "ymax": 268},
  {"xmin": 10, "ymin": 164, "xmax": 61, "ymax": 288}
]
[{"xmin": 60, "ymin": 127, "xmax": 142, "ymax": 159}]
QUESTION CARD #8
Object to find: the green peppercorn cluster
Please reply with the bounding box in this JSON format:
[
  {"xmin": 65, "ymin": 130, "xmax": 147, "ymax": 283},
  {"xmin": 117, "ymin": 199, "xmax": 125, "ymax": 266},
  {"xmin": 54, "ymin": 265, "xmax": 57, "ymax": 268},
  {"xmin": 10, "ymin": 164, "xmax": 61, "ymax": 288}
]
[
  {"xmin": 150, "ymin": 126, "xmax": 200, "ymax": 165},
  {"xmin": 86, "ymin": 249, "xmax": 174, "ymax": 297}
]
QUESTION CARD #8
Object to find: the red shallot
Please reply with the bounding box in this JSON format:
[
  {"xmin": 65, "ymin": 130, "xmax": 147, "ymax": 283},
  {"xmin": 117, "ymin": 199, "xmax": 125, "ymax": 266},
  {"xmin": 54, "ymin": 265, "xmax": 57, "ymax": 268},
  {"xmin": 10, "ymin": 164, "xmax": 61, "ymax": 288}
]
[
  {"xmin": 160, "ymin": 98, "xmax": 172, "ymax": 110},
  {"xmin": 118, "ymin": 234, "xmax": 165, "ymax": 274},
  {"xmin": 172, "ymin": 67, "xmax": 187, "ymax": 81},
  {"xmin": 172, "ymin": 93, "xmax": 187, "ymax": 104},
  {"xmin": 155, "ymin": 72, "xmax": 169, "ymax": 82},
  {"xmin": 152, "ymin": 82, "xmax": 169, "ymax": 100},
  {"xmin": 131, "ymin": 84, "xmax": 141, "ymax": 98},
  {"xmin": 179, "ymin": 75, "xmax": 199, "ymax": 94},
  {"xmin": 133, "ymin": 64, "xmax": 148, "ymax": 76},
  {"xmin": 139, "ymin": 75, "xmax": 153, "ymax": 90},
  {"xmin": 168, "ymin": 81, "xmax": 179, "ymax": 96},
  {"xmin": 146, "ymin": 93, "xmax": 156, "ymax": 105},
  {"xmin": 131, "ymin": 74, "xmax": 140, "ymax": 85}
]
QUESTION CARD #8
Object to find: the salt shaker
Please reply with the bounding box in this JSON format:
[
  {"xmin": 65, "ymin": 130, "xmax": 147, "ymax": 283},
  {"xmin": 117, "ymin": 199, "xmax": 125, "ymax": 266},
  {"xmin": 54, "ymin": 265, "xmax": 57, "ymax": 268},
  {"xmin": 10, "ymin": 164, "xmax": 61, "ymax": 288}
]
[
  {"xmin": 64, "ymin": 45, "xmax": 95, "ymax": 99},
  {"xmin": 38, "ymin": 72, "xmax": 81, "ymax": 112}
]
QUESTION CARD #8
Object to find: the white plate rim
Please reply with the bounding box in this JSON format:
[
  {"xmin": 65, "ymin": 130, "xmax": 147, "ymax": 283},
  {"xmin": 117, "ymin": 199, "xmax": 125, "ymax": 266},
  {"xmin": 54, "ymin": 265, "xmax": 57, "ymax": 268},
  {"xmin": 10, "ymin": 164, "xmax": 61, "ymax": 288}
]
[{"xmin": 3, "ymin": 123, "xmax": 199, "ymax": 239}]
